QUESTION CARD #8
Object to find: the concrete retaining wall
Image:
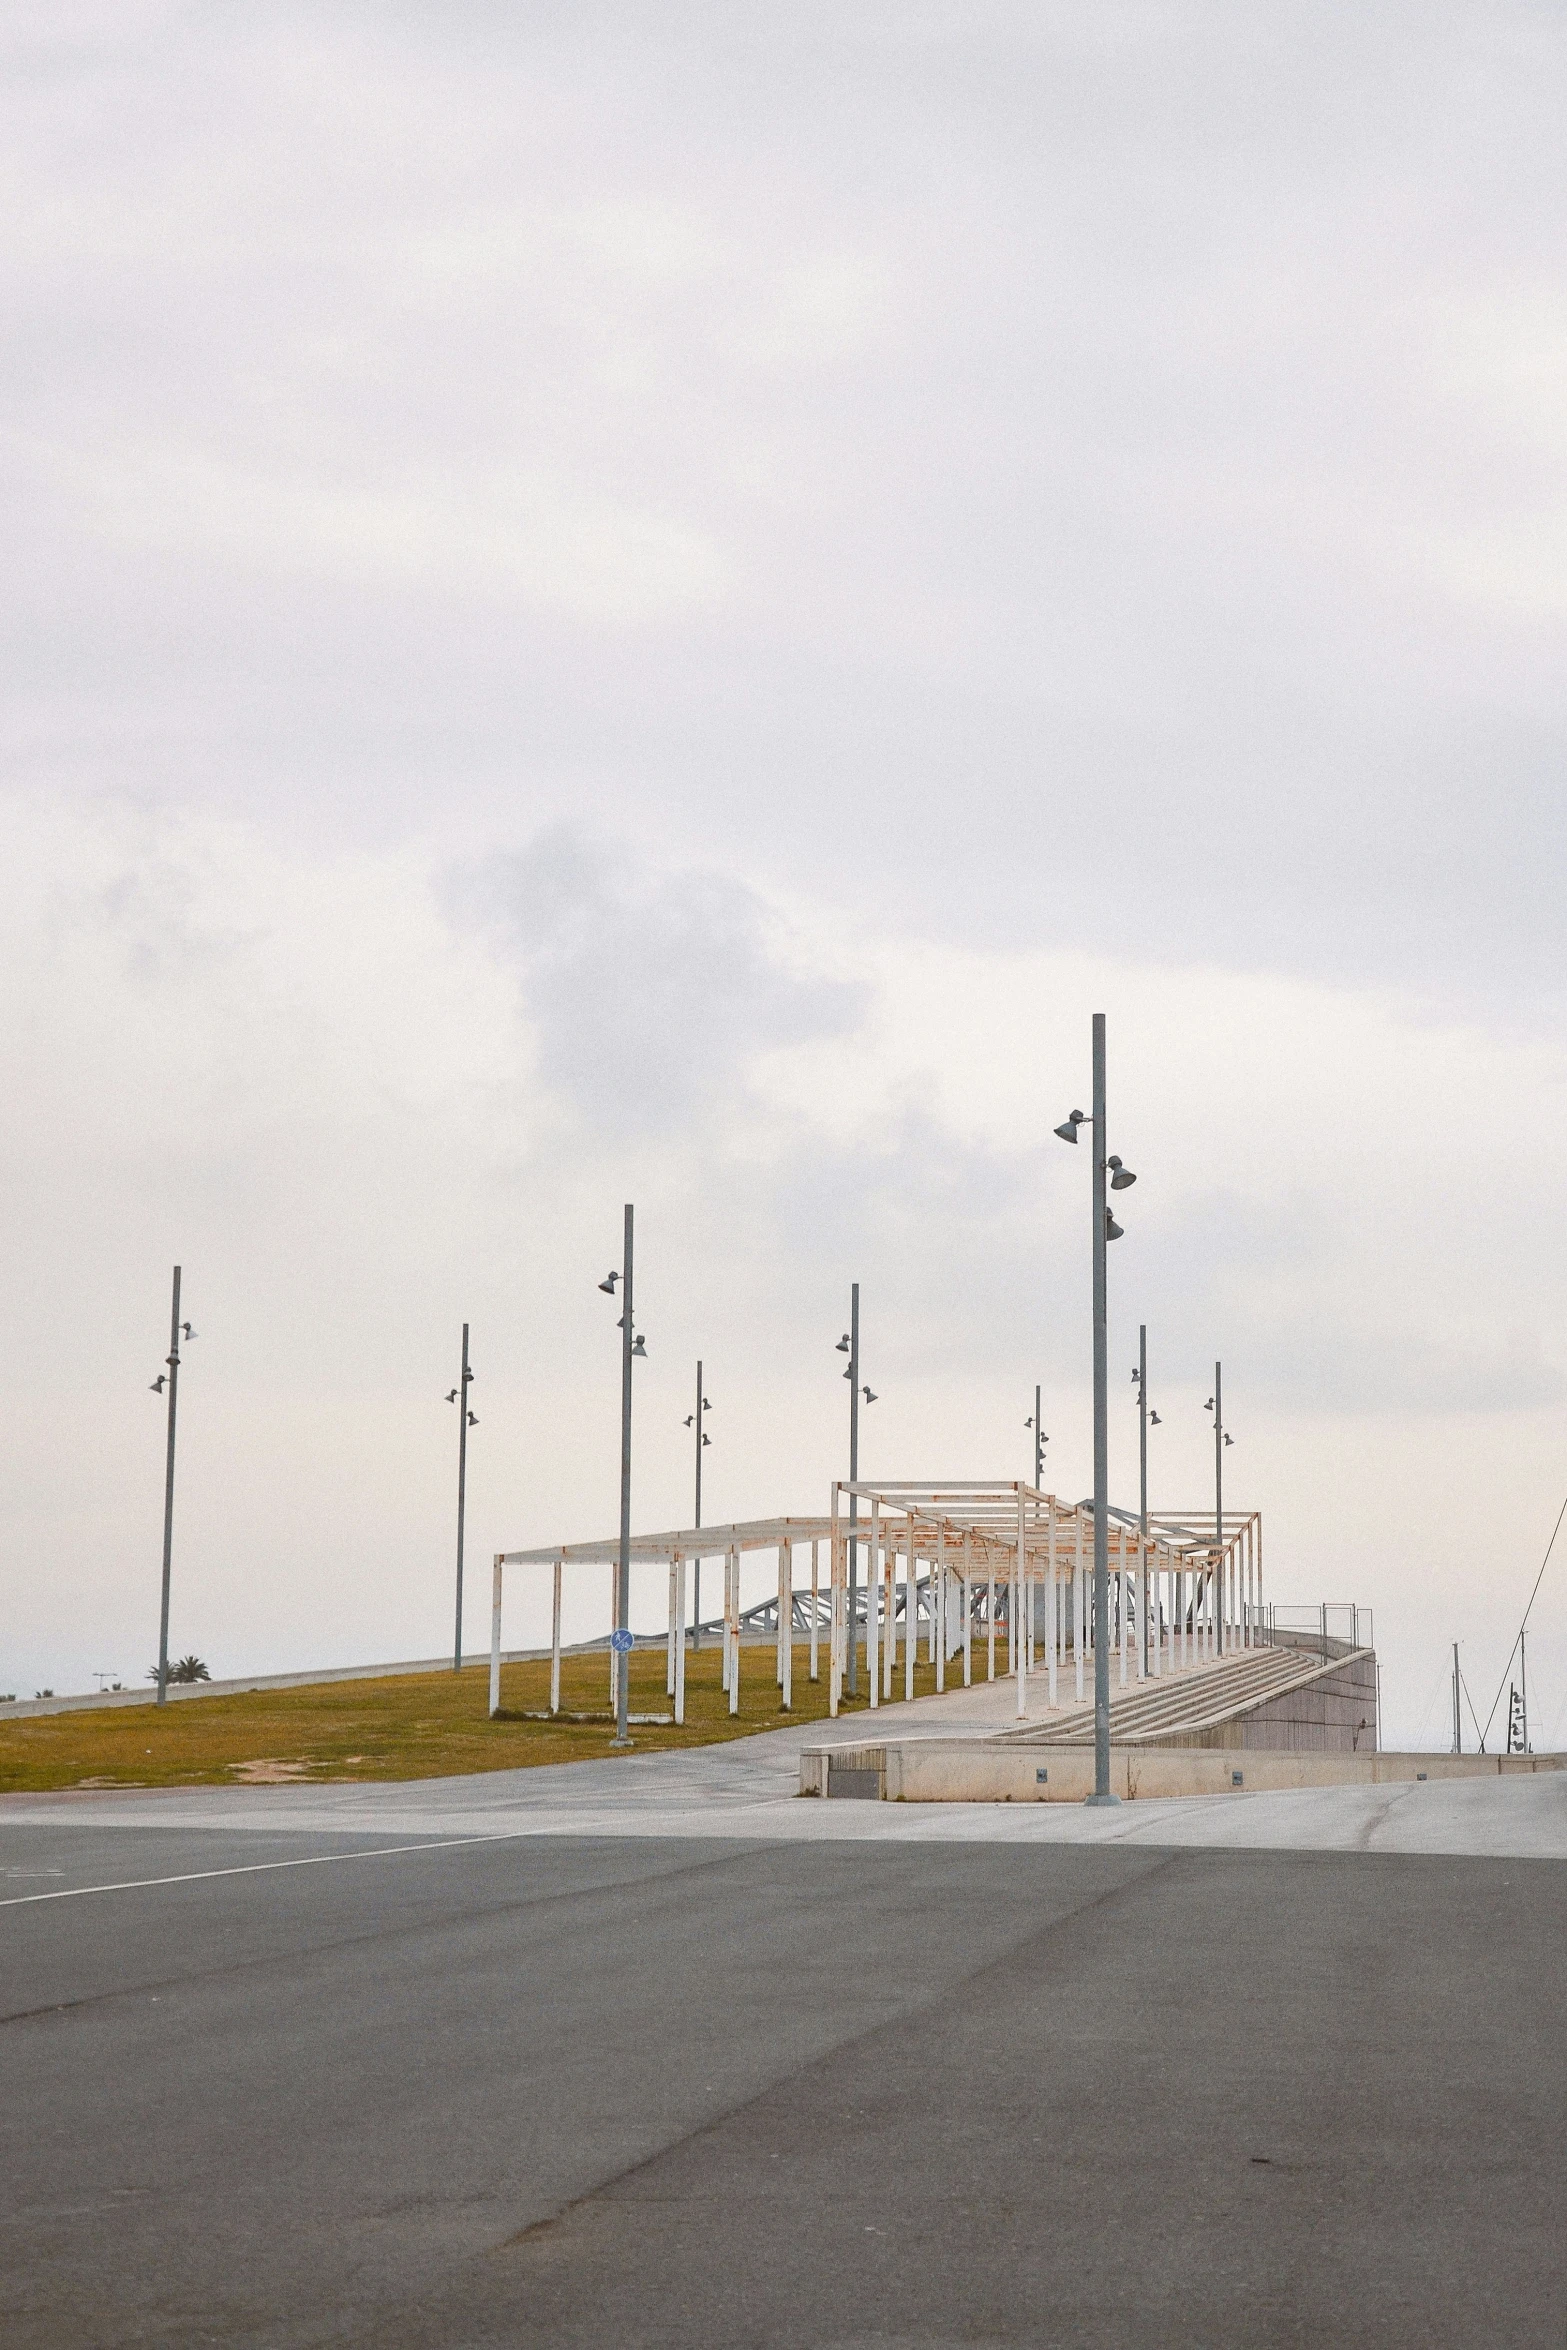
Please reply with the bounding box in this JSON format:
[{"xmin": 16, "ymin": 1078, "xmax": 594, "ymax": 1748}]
[{"xmin": 800, "ymin": 1740, "xmax": 1564, "ymax": 1802}]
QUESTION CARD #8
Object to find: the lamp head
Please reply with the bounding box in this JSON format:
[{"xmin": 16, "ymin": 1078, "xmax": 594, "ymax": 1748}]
[
  {"xmin": 1150, "ymin": 1410, "xmax": 1162, "ymax": 1426},
  {"xmin": 467, "ymin": 1411, "xmax": 478, "ymax": 1427},
  {"xmin": 1053, "ymin": 1110, "xmax": 1085, "ymax": 1143},
  {"xmin": 1105, "ymin": 1211, "xmax": 1124, "ymax": 1241},
  {"xmin": 1108, "ymin": 1157, "xmax": 1136, "ymax": 1190},
  {"xmin": 862, "ymin": 1387, "xmax": 878, "ymax": 1405},
  {"xmin": 149, "ymin": 1375, "xmax": 165, "ymax": 1393},
  {"xmin": 631, "ymin": 1334, "xmax": 647, "ymax": 1359},
  {"xmin": 684, "ymin": 1414, "xmax": 694, "ymax": 1427},
  {"xmin": 835, "ymin": 1333, "xmax": 851, "ymax": 1353},
  {"xmin": 598, "ymin": 1272, "xmax": 618, "ymax": 1294}
]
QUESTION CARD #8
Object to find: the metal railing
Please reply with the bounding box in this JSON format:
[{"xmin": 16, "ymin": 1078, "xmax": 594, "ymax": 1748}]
[{"xmin": 1258, "ymin": 1602, "xmax": 1371, "ymax": 1660}]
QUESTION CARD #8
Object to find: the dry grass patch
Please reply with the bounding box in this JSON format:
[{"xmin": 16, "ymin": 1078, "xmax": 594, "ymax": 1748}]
[{"xmin": 0, "ymin": 1643, "xmax": 936, "ymax": 1794}]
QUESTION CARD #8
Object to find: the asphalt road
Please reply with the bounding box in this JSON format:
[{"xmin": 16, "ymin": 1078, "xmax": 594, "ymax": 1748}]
[{"xmin": 3, "ymin": 1823, "xmax": 1563, "ymax": 2348}]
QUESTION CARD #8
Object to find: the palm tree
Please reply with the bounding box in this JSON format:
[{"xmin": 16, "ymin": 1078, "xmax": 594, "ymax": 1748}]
[{"xmin": 146, "ymin": 1655, "xmax": 211, "ymax": 1685}]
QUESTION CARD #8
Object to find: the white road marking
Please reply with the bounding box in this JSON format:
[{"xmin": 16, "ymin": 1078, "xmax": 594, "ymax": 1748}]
[{"xmin": 0, "ymin": 1833, "xmax": 515, "ymax": 1908}]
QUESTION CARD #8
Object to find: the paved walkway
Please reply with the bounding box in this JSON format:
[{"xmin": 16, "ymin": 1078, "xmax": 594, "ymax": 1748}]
[{"xmin": 5, "ymin": 1664, "xmax": 1565, "ymax": 1860}]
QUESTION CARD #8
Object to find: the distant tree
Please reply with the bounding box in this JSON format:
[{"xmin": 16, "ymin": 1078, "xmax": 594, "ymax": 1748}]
[{"xmin": 145, "ymin": 1656, "xmax": 211, "ymax": 1685}]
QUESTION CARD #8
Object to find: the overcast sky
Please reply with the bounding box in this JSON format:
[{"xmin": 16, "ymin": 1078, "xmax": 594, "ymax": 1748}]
[{"xmin": 4, "ymin": 2, "xmax": 1566, "ymax": 1747}]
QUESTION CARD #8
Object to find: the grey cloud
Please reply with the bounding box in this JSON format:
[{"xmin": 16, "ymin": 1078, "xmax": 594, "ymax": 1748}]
[
  {"xmin": 472, "ymin": 827, "xmax": 863, "ymax": 1132},
  {"xmin": 4, "ymin": 5, "xmax": 1566, "ymax": 1008}
]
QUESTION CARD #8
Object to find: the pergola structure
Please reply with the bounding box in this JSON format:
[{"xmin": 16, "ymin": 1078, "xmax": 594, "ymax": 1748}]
[{"xmin": 489, "ymin": 1480, "xmax": 1262, "ymax": 1726}]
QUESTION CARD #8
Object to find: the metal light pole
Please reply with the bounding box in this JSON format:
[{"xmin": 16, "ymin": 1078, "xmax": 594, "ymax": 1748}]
[
  {"xmin": 688, "ymin": 1360, "xmax": 710, "ymax": 1648},
  {"xmin": 1452, "ymin": 1640, "xmax": 1461, "ymax": 1755},
  {"xmin": 1212, "ymin": 1361, "xmax": 1225, "ymax": 1656},
  {"xmin": 1028, "ymin": 1386, "xmax": 1045, "ymax": 1489},
  {"xmin": 1054, "ymin": 1014, "xmax": 1135, "ymax": 1805},
  {"xmin": 1089, "ymin": 1021, "xmax": 1112, "ymax": 1800},
  {"xmin": 847, "ymin": 1284, "xmax": 860, "ymax": 1696},
  {"xmin": 615, "ymin": 1204, "xmax": 635, "ymax": 1747},
  {"xmin": 154, "ymin": 1266, "xmax": 183, "ymax": 1707},
  {"xmin": 451, "ymin": 1324, "xmax": 475, "ymax": 1671},
  {"xmin": 1137, "ymin": 1326, "xmax": 1149, "ymax": 1673}
]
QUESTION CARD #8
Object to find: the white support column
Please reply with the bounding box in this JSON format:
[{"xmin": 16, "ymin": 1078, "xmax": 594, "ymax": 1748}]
[
  {"xmin": 609, "ymin": 1562, "xmax": 617, "ymax": 1708},
  {"xmin": 1119, "ymin": 1525, "xmax": 1129, "ymax": 1688},
  {"xmin": 780, "ymin": 1542, "xmax": 793, "ymax": 1710},
  {"xmin": 986, "ymin": 1552, "xmax": 996, "ymax": 1682},
  {"xmin": 727, "ymin": 1546, "xmax": 740, "ymax": 1716},
  {"xmin": 1075, "ymin": 1514, "xmax": 1086, "ymax": 1701},
  {"xmin": 883, "ymin": 1535, "xmax": 894, "ymax": 1700},
  {"xmin": 810, "ymin": 1538, "xmax": 821, "ymax": 1683},
  {"xmin": 1046, "ymin": 1498, "xmax": 1058, "ymax": 1709},
  {"xmin": 1151, "ymin": 1546, "xmax": 1162, "ymax": 1678},
  {"xmin": 1135, "ymin": 1534, "xmax": 1146, "ymax": 1683},
  {"xmin": 550, "ymin": 1557, "xmax": 563, "ymax": 1715},
  {"xmin": 963, "ymin": 1530, "xmax": 973, "ymax": 1687},
  {"xmin": 904, "ymin": 1532, "xmax": 916, "ymax": 1704},
  {"xmin": 488, "ymin": 1556, "xmax": 503, "ymax": 1718},
  {"xmin": 867, "ymin": 1501, "xmax": 881, "ymax": 1709},
  {"xmin": 935, "ymin": 1530, "xmax": 946, "ymax": 1693},
  {"xmin": 674, "ymin": 1557, "xmax": 687, "ymax": 1725},
  {"xmin": 776, "ymin": 1544, "xmax": 786, "ymax": 1689},
  {"xmin": 925, "ymin": 1532, "xmax": 936, "ymax": 1666},
  {"xmin": 667, "ymin": 1557, "xmax": 678, "ymax": 1698},
  {"xmin": 830, "ymin": 1489, "xmax": 843, "ymax": 1717}
]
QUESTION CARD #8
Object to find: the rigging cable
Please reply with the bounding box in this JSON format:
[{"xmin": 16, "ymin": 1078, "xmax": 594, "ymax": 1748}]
[{"xmin": 1479, "ymin": 1488, "xmax": 1567, "ymax": 1754}]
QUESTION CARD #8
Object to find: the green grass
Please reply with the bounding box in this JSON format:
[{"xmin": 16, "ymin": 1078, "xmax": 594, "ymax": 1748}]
[{"xmin": 0, "ymin": 1642, "xmax": 966, "ymax": 1794}]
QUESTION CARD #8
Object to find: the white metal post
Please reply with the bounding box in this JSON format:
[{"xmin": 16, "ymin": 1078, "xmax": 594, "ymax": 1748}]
[
  {"xmin": 667, "ymin": 1559, "xmax": 678, "ymax": 1697},
  {"xmin": 867, "ymin": 1501, "xmax": 881, "ymax": 1708},
  {"xmin": 1046, "ymin": 1497, "xmax": 1059, "ymax": 1709},
  {"xmin": 810, "ymin": 1538, "xmax": 820, "ymax": 1682},
  {"xmin": 550, "ymin": 1557, "xmax": 562, "ymax": 1715},
  {"xmin": 780, "ymin": 1542, "xmax": 792, "ymax": 1710},
  {"xmin": 488, "ymin": 1557, "xmax": 503, "ymax": 1718},
  {"xmin": 727, "ymin": 1546, "xmax": 740, "ymax": 1716},
  {"xmin": 986, "ymin": 1558, "xmax": 996, "ymax": 1681},
  {"xmin": 904, "ymin": 1532, "xmax": 915, "ymax": 1703},
  {"xmin": 1075, "ymin": 1515, "xmax": 1086, "ymax": 1701},
  {"xmin": 830, "ymin": 1488, "xmax": 842, "ymax": 1716},
  {"xmin": 674, "ymin": 1557, "xmax": 687, "ymax": 1725}
]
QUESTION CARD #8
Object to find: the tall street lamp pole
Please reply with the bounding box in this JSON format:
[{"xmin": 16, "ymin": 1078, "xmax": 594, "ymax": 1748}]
[
  {"xmin": 152, "ymin": 1265, "xmax": 185, "ymax": 1708},
  {"xmin": 836, "ymin": 1286, "xmax": 861, "ymax": 1695},
  {"xmin": 1055, "ymin": 1014, "xmax": 1136, "ymax": 1805},
  {"xmin": 849, "ymin": 1286, "xmax": 860, "ymax": 1695},
  {"xmin": 685, "ymin": 1362, "xmax": 711, "ymax": 1647},
  {"xmin": 1026, "ymin": 1385, "xmax": 1047, "ymax": 1490},
  {"xmin": 615, "ymin": 1204, "xmax": 635, "ymax": 1746},
  {"xmin": 1205, "ymin": 1363, "xmax": 1233, "ymax": 1654},
  {"xmin": 1137, "ymin": 1326, "xmax": 1149, "ymax": 1672},
  {"xmin": 448, "ymin": 1325, "xmax": 476, "ymax": 1670}
]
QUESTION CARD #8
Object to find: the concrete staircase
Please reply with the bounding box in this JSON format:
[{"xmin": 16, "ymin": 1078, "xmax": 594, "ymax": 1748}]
[{"xmin": 997, "ymin": 1642, "xmax": 1359, "ymax": 1748}]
